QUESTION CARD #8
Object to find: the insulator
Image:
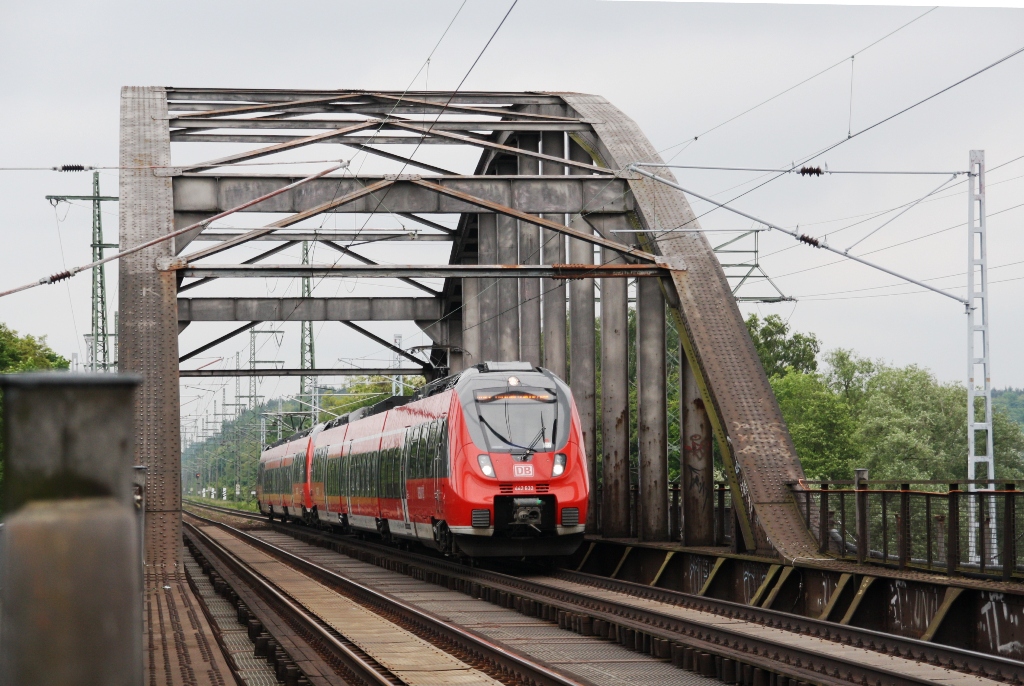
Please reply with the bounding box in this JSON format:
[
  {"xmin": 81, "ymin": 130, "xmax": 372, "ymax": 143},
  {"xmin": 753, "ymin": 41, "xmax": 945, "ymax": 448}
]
[
  {"xmin": 798, "ymin": 166, "xmax": 824, "ymax": 177},
  {"xmin": 797, "ymin": 234, "xmax": 821, "ymax": 247},
  {"xmin": 54, "ymin": 164, "xmax": 87, "ymax": 172}
]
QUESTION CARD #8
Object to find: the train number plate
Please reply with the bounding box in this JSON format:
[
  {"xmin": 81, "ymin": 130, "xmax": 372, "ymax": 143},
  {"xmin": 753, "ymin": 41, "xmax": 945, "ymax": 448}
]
[
  {"xmin": 513, "ymin": 484, "xmax": 534, "ymax": 492},
  {"xmin": 513, "ymin": 464, "xmax": 534, "ymax": 478}
]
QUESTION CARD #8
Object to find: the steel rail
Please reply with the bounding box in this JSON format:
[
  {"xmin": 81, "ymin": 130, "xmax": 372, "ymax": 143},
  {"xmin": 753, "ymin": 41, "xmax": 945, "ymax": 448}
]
[
  {"xmin": 184, "ymin": 519, "xmax": 399, "ymax": 686},
  {"xmin": 185, "ymin": 511, "xmax": 592, "ymax": 686},
  {"xmin": 184, "ymin": 501, "xmax": 1019, "ymax": 684},
  {"xmin": 297, "ymin": 530, "xmax": 1016, "ymax": 686}
]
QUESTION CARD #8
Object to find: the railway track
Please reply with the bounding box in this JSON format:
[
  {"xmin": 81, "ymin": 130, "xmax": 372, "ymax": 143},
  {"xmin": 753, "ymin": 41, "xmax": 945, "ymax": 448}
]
[
  {"xmin": 184, "ymin": 510, "xmax": 593, "ymax": 686},
  {"xmin": 184, "ymin": 500, "xmax": 1021, "ymax": 686}
]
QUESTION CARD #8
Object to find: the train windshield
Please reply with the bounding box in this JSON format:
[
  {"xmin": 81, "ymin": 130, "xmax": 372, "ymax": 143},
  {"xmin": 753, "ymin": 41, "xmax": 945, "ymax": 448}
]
[{"xmin": 459, "ymin": 373, "xmax": 571, "ymax": 453}]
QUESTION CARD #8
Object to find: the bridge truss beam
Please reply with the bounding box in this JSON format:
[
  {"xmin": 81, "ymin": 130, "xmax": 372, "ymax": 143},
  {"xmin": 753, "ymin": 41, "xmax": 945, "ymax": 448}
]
[{"xmin": 120, "ymin": 87, "xmax": 817, "ymax": 567}]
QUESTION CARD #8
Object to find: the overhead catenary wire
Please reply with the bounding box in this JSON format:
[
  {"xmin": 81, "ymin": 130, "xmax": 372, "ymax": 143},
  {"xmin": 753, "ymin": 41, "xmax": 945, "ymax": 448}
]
[
  {"xmin": 643, "ymin": 39, "xmax": 1024, "ymax": 241},
  {"xmin": 188, "ymin": 0, "xmax": 479, "ymax": 417},
  {"xmin": 0, "ymin": 158, "xmax": 361, "ymax": 172},
  {"xmin": 0, "ymin": 161, "xmax": 350, "ymax": 299},
  {"xmin": 758, "ymin": 152, "xmax": 1024, "ymax": 260},
  {"xmin": 297, "ymin": 0, "xmax": 518, "ymax": 373},
  {"xmin": 629, "ymin": 164, "xmax": 969, "ymax": 307},
  {"xmin": 771, "ymin": 199, "xmax": 1024, "ymax": 281},
  {"xmin": 842, "ymin": 173, "xmax": 959, "ymax": 253},
  {"xmin": 653, "ymin": 6, "xmax": 938, "ymax": 162},
  {"xmin": 796, "ymin": 255, "xmax": 1024, "ymax": 299},
  {"xmin": 634, "ymin": 163, "xmax": 965, "ymax": 176}
]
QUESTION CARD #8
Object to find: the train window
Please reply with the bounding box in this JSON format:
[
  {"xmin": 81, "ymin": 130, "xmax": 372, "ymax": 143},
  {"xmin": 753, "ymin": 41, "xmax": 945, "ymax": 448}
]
[
  {"xmin": 341, "ymin": 451, "xmax": 349, "ymax": 497},
  {"xmin": 437, "ymin": 419, "xmax": 449, "ymax": 478},
  {"xmin": 366, "ymin": 453, "xmax": 372, "ymax": 497},
  {"xmin": 387, "ymin": 448, "xmax": 396, "ymax": 498},
  {"xmin": 421, "ymin": 425, "xmax": 431, "ymax": 479},
  {"xmin": 406, "ymin": 426, "xmax": 419, "ymax": 480},
  {"xmin": 372, "ymin": 450, "xmax": 380, "ymax": 498},
  {"xmin": 356, "ymin": 454, "xmax": 363, "ymax": 497},
  {"xmin": 460, "ymin": 373, "xmax": 572, "ymax": 453}
]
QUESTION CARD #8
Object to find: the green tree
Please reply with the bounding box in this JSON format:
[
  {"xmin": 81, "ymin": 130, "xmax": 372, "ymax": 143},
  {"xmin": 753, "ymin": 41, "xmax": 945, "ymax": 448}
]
[
  {"xmin": 745, "ymin": 314, "xmax": 820, "ymax": 379},
  {"xmin": 0, "ymin": 323, "xmax": 68, "ymax": 372},
  {"xmin": 853, "ymin": 363, "xmax": 1024, "ymax": 481},
  {"xmin": 318, "ymin": 375, "xmax": 424, "ymax": 421},
  {"xmin": 770, "ymin": 370, "xmax": 857, "ymax": 480},
  {"xmin": 744, "ymin": 322, "xmax": 1024, "ymax": 483},
  {"xmin": 0, "ymin": 323, "xmax": 69, "ymax": 511},
  {"xmin": 183, "ymin": 375, "xmax": 426, "ymax": 504},
  {"xmin": 993, "ymin": 388, "xmax": 1024, "ymax": 427}
]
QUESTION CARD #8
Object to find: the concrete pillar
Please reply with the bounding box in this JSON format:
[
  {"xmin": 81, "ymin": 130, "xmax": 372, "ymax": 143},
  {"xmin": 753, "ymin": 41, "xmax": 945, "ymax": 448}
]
[
  {"xmin": 682, "ymin": 352, "xmax": 714, "ymax": 545},
  {"xmin": 477, "ymin": 213, "xmax": 498, "ymax": 362},
  {"xmin": 0, "ymin": 374, "xmax": 143, "ymax": 686},
  {"xmin": 638, "ymin": 277, "xmax": 668, "ymax": 541},
  {"xmin": 517, "ymin": 133, "xmax": 542, "ymax": 368},
  {"xmin": 540, "ymin": 131, "xmax": 566, "ymax": 379},
  {"xmin": 118, "ymin": 86, "xmax": 182, "ymax": 572},
  {"xmin": 497, "ymin": 213, "xmax": 520, "ymax": 362}
]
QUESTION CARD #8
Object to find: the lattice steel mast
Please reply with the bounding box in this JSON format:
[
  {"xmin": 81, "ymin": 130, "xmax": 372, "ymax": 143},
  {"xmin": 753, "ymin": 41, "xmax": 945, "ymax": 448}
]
[
  {"xmin": 45, "ymin": 171, "xmax": 118, "ymax": 371},
  {"xmin": 300, "ymin": 240, "xmax": 316, "ymax": 425},
  {"xmin": 967, "ymin": 149, "xmax": 996, "ymax": 563}
]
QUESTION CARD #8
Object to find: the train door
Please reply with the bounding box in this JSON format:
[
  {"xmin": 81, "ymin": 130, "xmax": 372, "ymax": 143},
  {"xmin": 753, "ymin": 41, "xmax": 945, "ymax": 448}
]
[
  {"xmin": 400, "ymin": 426, "xmax": 412, "ymax": 533},
  {"xmin": 431, "ymin": 420, "xmax": 444, "ymax": 515},
  {"xmin": 342, "ymin": 440, "xmax": 353, "ymax": 518}
]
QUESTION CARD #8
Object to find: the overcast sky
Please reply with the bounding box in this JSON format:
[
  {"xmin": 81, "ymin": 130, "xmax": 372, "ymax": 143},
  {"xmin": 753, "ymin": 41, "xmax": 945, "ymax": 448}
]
[{"xmin": 2, "ymin": 0, "xmax": 1023, "ymax": 426}]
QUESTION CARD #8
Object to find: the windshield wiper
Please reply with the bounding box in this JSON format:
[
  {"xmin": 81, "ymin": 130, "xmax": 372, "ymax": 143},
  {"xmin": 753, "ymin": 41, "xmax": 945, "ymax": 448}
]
[
  {"xmin": 478, "ymin": 414, "xmax": 533, "ymax": 452},
  {"xmin": 523, "ymin": 413, "xmax": 547, "ymax": 455}
]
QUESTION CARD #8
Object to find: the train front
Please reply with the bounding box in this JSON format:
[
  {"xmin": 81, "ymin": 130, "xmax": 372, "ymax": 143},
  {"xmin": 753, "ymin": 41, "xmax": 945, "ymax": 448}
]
[{"xmin": 448, "ymin": 363, "xmax": 588, "ymax": 557}]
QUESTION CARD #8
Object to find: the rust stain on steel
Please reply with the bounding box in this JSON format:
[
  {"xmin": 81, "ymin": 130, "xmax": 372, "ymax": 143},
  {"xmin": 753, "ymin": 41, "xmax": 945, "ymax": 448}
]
[
  {"xmin": 561, "ymin": 94, "xmax": 818, "ymax": 561},
  {"xmin": 408, "ymin": 178, "xmax": 657, "ymax": 263}
]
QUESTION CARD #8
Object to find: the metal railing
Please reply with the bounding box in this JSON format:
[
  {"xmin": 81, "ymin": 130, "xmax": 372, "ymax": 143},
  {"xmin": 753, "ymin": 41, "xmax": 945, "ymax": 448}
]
[
  {"xmin": 788, "ymin": 475, "xmax": 1021, "ymax": 579},
  {"xmin": 593, "ymin": 483, "xmax": 733, "ymax": 546}
]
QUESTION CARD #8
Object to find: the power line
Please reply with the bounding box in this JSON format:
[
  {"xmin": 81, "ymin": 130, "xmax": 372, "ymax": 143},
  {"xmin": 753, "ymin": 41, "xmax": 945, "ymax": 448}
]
[
  {"xmin": 770, "ymin": 200, "xmax": 1024, "ymax": 281},
  {"xmin": 652, "ymin": 6, "xmax": 938, "ymax": 162},
  {"xmin": 636, "ymin": 163, "xmax": 963, "ymax": 176},
  {"xmin": 798, "ymin": 272, "xmax": 1024, "ymax": 302},
  {"xmin": 649, "ymin": 39, "xmax": 1024, "ymax": 238},
  {"xmin": 0, "ymin": 158, "xmax": 361, "ymax": 172},
  {"xmin": 759, "ymin": 153, "xmax": 1024, "ymax": 259},
  {"xmin": 796, "ymin": 256, "xmax": 1024, "ymax": 299},
  {"xmin": 0, "ymin": 162, "xmax": 349, "ymax": 299},
  {"xmin": 630, "ymin": 165, "xmax": 968, "ymax": 306}
]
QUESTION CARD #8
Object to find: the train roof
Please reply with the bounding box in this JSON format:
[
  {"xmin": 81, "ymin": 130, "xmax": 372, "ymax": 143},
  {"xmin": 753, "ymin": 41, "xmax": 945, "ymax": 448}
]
[{"xmin": 260, "ymin": 362, "xmax": 545, "ymax": 451}]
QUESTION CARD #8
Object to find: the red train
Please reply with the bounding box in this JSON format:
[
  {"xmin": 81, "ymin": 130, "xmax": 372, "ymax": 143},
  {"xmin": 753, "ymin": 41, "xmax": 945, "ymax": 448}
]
[{"xmin": 256, "ymin": 362, "xmax": 589, "ymax": 557}]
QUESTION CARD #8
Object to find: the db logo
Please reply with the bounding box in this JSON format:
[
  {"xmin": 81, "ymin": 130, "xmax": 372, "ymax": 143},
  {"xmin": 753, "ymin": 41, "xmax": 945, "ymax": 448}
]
[{"xmin": 513, "ymin": 464, "xmax": 534, "ymax": 478}]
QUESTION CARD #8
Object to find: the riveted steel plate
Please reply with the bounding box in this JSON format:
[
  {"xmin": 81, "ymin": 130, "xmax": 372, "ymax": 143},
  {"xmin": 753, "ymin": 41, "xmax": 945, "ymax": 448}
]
[
  {"xmin": 560, "ymin": 94, "xmax": 817, "ymax": 560},
  {"xmin": 120, "ymin": 87, "xmax": 183, "ymax": 572}
]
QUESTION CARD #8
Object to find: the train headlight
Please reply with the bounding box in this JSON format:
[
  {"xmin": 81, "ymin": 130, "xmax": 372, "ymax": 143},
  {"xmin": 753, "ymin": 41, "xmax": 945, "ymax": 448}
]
[
  {"xmin": 552, "ymin": 453, "xmax": 567, "ymax": 477},
  {"xmin": 477, "ymin": 454, "xmax": 496, "ymax": 478}
]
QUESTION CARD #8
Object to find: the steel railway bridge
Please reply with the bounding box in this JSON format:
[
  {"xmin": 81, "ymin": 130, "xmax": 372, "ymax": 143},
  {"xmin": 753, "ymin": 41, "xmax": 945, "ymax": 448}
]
[{"xmin": 101, "ymin": 88, "xmax": 1015, "ymax": 683}]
